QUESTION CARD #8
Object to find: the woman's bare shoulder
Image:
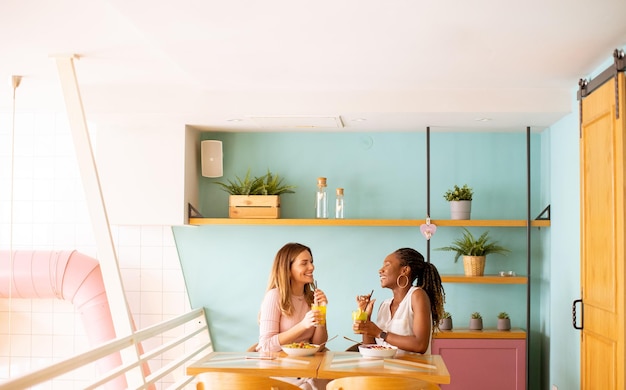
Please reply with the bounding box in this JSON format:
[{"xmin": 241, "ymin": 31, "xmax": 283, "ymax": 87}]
[{"xmin": 411, "ymin": 287, "xmax": 430, "ymax": 305}]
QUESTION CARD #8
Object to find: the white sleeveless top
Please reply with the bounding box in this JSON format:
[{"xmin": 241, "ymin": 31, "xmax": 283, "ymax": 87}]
[{"xmin": 375, "ymin": 286, "xmax": 432, "ymax": 354}]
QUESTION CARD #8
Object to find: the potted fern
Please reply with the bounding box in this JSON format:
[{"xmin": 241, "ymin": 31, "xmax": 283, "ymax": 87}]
[
  {"xmin": 443, "ymin": 184, "xmax": 473, "ymax": 220},
  {"xmin": 469, "ymin": 312, "xmax": 483, "ymax": 330},
  {"xmin": 497, "ymin": 312, "xmax": 511, "ymax": 331},
  {"xmin": 436, "ymin": 228, "xmax": 510, "ymax": 276},
  {"xmin": 214, "ymin": 169, "xmax": 296, "ymax": 218}
]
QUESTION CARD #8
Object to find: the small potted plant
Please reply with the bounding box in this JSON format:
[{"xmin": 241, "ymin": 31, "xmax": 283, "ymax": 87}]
[
  {"xmin": 439, "ymin": 311, "xmax": 453, "ymax": 331},
  {"xmin": 443, "ymin": 184, "xmax": 474, "ymax": 220},
  {"xmin": 497, "ymin": 312, "xmax": 511, "ymax": 331},
  {"xmin": 436, "ymin": 228, "xmax": 510, "ymax": 276},
  {"xmin": 214, "ymin": 169, "xmax": 296, "ymax": 218},
  {"xmin": 469, "ymin": 312, "xmax": 483, "ymax": 330}
]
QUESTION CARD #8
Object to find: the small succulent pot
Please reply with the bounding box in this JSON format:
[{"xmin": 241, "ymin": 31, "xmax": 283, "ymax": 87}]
[
  {"xmin": 439, "ymin": 317, "xmax": 453, "ymax": 331},
  {"xmin": 469, "ymin": 318, "xmax": 483, "ymax": 330},
  {"xmin": 497, "ymin": 318, "xmax": 511, "ymax": 331}
]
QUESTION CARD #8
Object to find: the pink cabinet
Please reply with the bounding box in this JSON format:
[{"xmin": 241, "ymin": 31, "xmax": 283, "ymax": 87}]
[{"xmin": 432, "ymin": 331, "xmax": 526, "ymax": 390}]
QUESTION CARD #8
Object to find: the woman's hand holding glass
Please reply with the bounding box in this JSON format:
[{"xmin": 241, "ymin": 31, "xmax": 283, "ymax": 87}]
[
  {"xmin": 352, "ymin": 317, "xmax": 381, "ymax": 337},
  {"xmin": 301, "ymin": 308, "xmax": 321, "ymax": 329},
  {"xmin": 353, "ymin": 293, "xmax": 376, "ymax": 334},
  {"xmin": 311, "ymin": 289, "xmax": 328, "ymax": 327}
]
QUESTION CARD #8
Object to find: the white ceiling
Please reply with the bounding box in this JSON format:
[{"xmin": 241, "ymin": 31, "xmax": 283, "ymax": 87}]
[{"xmin": 2, "ymin": 0, "xmax": 626, "ymax": 133}]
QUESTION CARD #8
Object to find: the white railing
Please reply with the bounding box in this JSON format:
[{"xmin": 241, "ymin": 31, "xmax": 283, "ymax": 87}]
[{"xmin": 0, "ymin": 308, "xmax": 212, "ymax": 390}]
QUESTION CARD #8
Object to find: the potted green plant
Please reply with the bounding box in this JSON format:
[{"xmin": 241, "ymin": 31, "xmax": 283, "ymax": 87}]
[
  {"xmin": 443, "ymin": 184, "xmax": 473, "ymax": 220},
  {"xmin": 260, "ymin": 171, "xmax": 297, "ymax": 196},
  {"xmin": 214, "ymin": 169, "xmax": 296, "ymax": 218},
  {"xmin": 436, "ymin": 228, "xmax": 510, "ymax": 276},
  {"xmin": 438, "ymin": 311, "xmax": 453, "ymax": 331},
  {"xmin": 469, "ymin": 312, "xmax": 483, "ymax": 330},
  {"xmin": 497, "ymin": 312, "xmax": 511, "ymax": 331}
]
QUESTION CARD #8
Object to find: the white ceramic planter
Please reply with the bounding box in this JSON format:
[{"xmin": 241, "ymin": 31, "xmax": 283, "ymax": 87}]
[{"xmin": 449, "ymin": 200, "xmax": 471, "ymax": 220}]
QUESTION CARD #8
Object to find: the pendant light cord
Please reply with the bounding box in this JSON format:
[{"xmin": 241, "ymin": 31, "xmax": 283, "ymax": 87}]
[{"xmin": 8, "ymin": 75, "xmax": 21, "ymax": 378}]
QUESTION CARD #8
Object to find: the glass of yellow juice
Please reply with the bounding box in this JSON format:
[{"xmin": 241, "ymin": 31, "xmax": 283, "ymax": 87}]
[
  {"xmin": 352, "ymin": 310, "xmax": 368, "ymax": 333},
  {"xmin": 312, "ymin": 304, "xmax": 326, "ymax": 326}
]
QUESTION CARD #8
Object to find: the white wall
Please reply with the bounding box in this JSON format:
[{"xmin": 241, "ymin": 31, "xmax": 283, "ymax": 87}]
[
  {"xmin": 0, "ymin": 111, "xmax": 191, "ymax": 389},
  {"xmin": 97, "ymin": 122, "xmax": 186, "ymax": 226}
]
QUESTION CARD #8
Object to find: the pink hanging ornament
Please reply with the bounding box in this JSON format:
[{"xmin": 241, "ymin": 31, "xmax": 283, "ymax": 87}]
[{"xmin": 420, "ymin": 217, "xmax": 437, "ymax": 240}]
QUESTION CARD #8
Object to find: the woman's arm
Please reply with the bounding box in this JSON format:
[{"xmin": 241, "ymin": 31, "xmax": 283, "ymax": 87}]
[
  {"xmin": 388, "ymin": 289, "xmax": 431, "ymax": 353},
  {"xmin": 257, "ymin": 289, "xmax": 321, "ymax": 352},
  {"xmin": 408, "ymin": 288, "xmax": 433, "ymax": 352},
  {"xmin": 358, "ymin": 289, "xmax": 432, "ymax": 353}
]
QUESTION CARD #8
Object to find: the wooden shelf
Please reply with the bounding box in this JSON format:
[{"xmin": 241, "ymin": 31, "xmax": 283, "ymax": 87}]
[
  {"xmin": 441, "ymin": 275, "xmax": 527, "ymax": 284},
  {"xmin": 433, "ymin": 328, "xmax": 526, "ymax": 339},
  {"xmin": 188, "ymin": 218, "xmax": 550, "ymax": 227}
]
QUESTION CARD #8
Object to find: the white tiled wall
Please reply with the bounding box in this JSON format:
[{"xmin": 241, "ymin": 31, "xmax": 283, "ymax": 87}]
[{"xmin": 0, "ymin": 111, "xmax": 192, "ymax": 389}]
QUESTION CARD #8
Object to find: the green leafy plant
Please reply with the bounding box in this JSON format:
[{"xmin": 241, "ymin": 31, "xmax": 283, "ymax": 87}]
[
  {"xmin": 436, "ymin": 228, "xmax": 510, "ymax": 262},
  {"xmin": 498, "ymin": 312, "xmax": 510, "ymax": 319},
  {"xmin": 442, "ymin": 311, "xmax": 452, "ymax": 319},
  {"xmin": 471, "ymin": 312, "xmax": 482, "ymax": 319},
  {"xmin": 443, "ymin": 184, "xmax": 474, "ymax": 201},
  {"xmin": 259, "ymin": 170, "xmax": 296, "ymax": 195},
  {"xmin": 214, "ymin": 169, "xmax": 296, "ymax": 195}
]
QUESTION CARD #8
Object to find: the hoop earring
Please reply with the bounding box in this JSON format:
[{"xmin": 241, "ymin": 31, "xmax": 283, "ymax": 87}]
[{"xmin": 396, "ymin": 274, "xmax": 409, "ymax": 289}]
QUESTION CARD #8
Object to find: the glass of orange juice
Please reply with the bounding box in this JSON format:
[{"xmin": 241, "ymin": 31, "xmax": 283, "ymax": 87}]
[
  {"xmin": 352, "ymin": 310, "xmax": 368, "ymax": 333},
  {"xmin": 312, "ymin": 303, "xmax": 326, "ymax": 326}
]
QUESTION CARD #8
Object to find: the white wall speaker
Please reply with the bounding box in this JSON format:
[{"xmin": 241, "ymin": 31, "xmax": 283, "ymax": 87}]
[{"xmin": 201, "ymin": 140, "xmax": 223, "ymax": 178}]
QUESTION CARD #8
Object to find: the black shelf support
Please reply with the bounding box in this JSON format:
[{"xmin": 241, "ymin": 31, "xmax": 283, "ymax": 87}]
[
  {"xmin": 535, "ymin": 205, "xmax": 551, "ymax": 221},
  {"xmin": 525, "ymin": 126, "xmax": 532, "ymax": 390},
  {"xmin": 426, "ymin": 127, "xmax": 431, "ymax": 263},
  {"xmin": 188, "ymin": 203, "xmax": 204, "ymax": 218}
]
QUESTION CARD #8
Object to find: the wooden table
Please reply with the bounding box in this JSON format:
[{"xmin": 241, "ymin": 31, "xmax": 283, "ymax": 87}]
[
  {"xmin": 317, "ymin": 351, "xmax": 451, "ymax": 384},
  {"xmin": 187, "ymin": 351, "xmax": 450, "ymax": 385},
  {"xmin": 187, "ymin": 351, "xmax": 324, "ymax": 378}
]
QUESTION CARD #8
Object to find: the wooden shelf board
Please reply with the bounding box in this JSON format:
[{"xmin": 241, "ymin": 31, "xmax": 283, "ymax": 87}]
[
  {"xmin": 189, "ymin": 218, "xmax": 420, "ymax": 226},
  {"xmin": 433, "ymin": 328, "xmax": 526, "ymax": 339},
  {"xmin": 188, "ymin": 218, "xmax": 550, "ymax": 228},
  {"xmin": 433, "ymin": 219, "xmax": 550, "ymax": 227},
  {"xmin": 441, "ymin": 275, "xmax": 527, "ymax": 284}
]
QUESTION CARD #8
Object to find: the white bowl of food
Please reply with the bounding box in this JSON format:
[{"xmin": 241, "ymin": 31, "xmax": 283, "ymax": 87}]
[
  {"xmin": 281, "ymin": 342, "xmax": 321, "ymax": 357},
  {"xmin": 358, "ymin": 344, "xmax": 398, "ymax": 358}
]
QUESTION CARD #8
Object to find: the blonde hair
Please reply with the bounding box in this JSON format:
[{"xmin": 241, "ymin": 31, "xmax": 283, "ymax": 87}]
[{"xmin": 266, "ymin": 243, "xmax": 315, "ymax": 316}]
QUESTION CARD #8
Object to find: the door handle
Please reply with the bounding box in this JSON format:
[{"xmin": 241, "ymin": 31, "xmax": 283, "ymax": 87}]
[{"xmin": 572, "ymin": 299, "xmax": 583, "ymax": 330}]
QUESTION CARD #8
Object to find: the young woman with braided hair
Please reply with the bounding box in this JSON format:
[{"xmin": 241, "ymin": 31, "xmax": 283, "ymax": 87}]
[{"xmin": 353, "ymin": 247, "xmax": 445, "ymax": 354}]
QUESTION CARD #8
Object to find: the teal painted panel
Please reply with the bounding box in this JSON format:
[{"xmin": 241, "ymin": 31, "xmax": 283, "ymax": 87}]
[
  {"xmin": 199, "ymin": 132, "xmax": 428, "ymax": 219},
  {"xmin": 198, "ymin": 131, "xmax": 544, "ymax": 220},
  {"xmin": 174, "ymin": 224, "xmax": 535, "ymax": 352},
  {"xmin": 430, "ymin": 132, "xmax": 543, "ymax": 219},
  {"xmin": 180, "ymin": 131, "xmax": 546, "ymax": 353}
]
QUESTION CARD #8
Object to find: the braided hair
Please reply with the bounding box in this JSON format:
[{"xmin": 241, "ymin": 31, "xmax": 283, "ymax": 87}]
[{"xmin": 394, "ymin": 248, "xmax": 446, "ymax": 332}]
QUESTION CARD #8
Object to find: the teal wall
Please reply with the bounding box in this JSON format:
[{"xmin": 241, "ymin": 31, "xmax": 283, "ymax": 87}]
[
  {"xmin": 194, "ymin": 131, "xmax": 540, "ymax": 220},
  {"xmin": 173, "ymin": 130, "xmax": 547, "ymax": 389},
  {"xmin": 197, "ymin": 132, "xmax": 429, "ymax": 219},
  {"xmin": 547, "ymin": 101, "xmax": 579, "ymax": 390}
]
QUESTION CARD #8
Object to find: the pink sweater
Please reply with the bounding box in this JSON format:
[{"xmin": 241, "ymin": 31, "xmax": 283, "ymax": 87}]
[{"xmin": 257, "ymin": 288, "xmax": 315, "ymax": 352}]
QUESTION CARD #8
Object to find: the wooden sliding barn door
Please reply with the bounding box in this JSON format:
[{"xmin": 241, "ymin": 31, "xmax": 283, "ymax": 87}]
[{"xmin": 579, "ymin": 68, "xmax": 626, "ymax": 389}]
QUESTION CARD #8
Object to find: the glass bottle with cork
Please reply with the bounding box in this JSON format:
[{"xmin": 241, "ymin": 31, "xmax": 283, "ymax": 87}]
[
  {"xmin": 315, "ymin": 177, "xmax": 328, "ymax": 219},
  {"xmin": 335, "ymin": 187, "xmax": 344, "ymax": 219}
]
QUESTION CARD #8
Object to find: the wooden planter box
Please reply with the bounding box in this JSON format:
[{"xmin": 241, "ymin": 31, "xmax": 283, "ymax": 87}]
[{"xmin": 229, "ymin": 195, "xmax": 280, "ymax": 219}]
